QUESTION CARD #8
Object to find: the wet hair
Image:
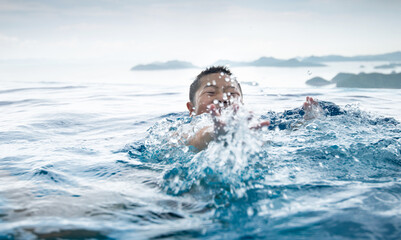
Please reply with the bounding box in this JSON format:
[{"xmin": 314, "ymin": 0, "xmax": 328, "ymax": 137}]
[{"xmin": 189, "ymin": 66, "xmax": 242, "ymax": 104}]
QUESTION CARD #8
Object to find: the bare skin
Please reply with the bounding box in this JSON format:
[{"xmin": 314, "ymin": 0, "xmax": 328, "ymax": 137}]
[
  {"xmin": 186, "ymin": 73, "xmax": 269, "ymax": 150},
  {"xmin": 303, "ymin": 96, "xmax": 322, "ymax": 120},
  {"xmin": 186, "ymin": 73, "xmax": 320, "ymax": 151},
  {"xmin": 186, "ymin": 73, "xmax": 243, "ymax": 116}
]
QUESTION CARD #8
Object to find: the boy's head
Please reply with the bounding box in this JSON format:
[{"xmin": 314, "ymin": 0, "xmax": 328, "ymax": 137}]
[{"xmin": 187, "ymin": 66, "xmax": 243, "ymax": 116}]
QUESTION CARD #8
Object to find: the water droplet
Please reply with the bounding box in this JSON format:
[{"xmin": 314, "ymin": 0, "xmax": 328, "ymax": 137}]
[
  {"xmin": 353, "ymin": 156, "xmax": 360, "ymax": 162},
  {"xmin": 219, "ymin": 102, "xmax": 224, "ymax": 107},
  {"xmin": 222, "ymin": 93, "xmax": 228, "ymax": 100},
  {"xmin": 335, "ymin": 155, "xmax": 340, "ymax": 158},
  {"xmin": 225, "ymin": 77, "xmax": 230, "ymax": 82},
  {"xmin": 227, "ymin": 92, "xmax": 231, "ymax": 96},
  {"xmin": 247, "ymin": 207, "xmax": 254, "ymax": 216},
  {"xmin": 213, "ymin": 99, "xmax": 219, "ymax": 104},
  {"xmin": 220, "ymin": 72, "xmax": 225, "ymax": 76},
  {"xmin": 207, "ymin": 82, "xmax": 211, "ymax": 86},
  {"xmin": 212, "ymin": 80, "xmax": 216, "ymax": 85}
]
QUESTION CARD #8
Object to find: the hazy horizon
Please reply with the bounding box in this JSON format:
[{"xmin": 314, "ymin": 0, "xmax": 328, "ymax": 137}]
[{"xmin": 1, "ymin": 0, "xmax": 401, "ymax": 66}]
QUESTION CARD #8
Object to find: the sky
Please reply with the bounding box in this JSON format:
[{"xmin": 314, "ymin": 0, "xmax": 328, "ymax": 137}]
[{"xmin": 1, "ymin": 0, "xmax": 401, "ymax": 66}]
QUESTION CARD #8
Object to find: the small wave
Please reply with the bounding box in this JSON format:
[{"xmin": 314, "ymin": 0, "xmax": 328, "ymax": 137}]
[
  {"xmin": 127, "ymin": 92, "xmax": 179, "ymax": 97},
  {"xmin": 0, "ymin": 99, "xmax": 48, "ymax": 107},
  {"xmin": 126, "ymin": 103, "xmax": 401, "ymax": 217},
  {"xmin": 263, "ymin": 93, "xmax": 325, "ymax": 97},
  {"xmin": 31, "ymin": 167, "xmax": 77, "ymax": 186},
  {"xmin": 0, "ymin": 86, "xmax": 86, "ymax": 95}
]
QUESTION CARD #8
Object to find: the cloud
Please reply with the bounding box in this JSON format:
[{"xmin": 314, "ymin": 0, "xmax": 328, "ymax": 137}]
[
  {"xmin": 0, "ymin": 0, "xmax": 55, "ymax": 13},
  {"xmin": 0, "ymin": 33, "xmax": 19, "ymax": 43},
  {"xmin": 0, "ymin": 0, "xmax": 400, "ymax": 62},
  {"xmin": 57, "ymin": 23, "xmax": 109, "ymax": 32}
]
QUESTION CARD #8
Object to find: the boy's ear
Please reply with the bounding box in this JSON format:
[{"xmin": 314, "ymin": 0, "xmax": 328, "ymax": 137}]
[{"xmin": 186, "ymin": 102, "xmax": 194, "ymax": 116}]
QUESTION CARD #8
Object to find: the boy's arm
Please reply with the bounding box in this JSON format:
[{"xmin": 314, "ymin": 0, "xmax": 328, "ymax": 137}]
[
  {"xmin": 186, "ymin": 105, "xmax": 270, "ymax": 151},
  {"xmin": 186, "ymin": 126, "xmax": 215, "ymax": 151},
  {"xmin": 186, "ymin": 105, "xmax": 224, "ymax": 151},
  {"xmin": 303, "ymin": 96, "xmax": 322, "ymax": 120},
  {"xmin": 268, "ymin": 97, "xmax": 323, "ymax": 130}
]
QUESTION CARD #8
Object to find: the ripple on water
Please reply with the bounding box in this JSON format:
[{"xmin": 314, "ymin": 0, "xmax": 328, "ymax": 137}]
[
  {"xmin": 0, "ymin": 86, "xmax": 86, "ymax": 95},
  {"xmin": 119, "ymin": 104, "xmax": 401, "ymax": 238},
  {"xmin": 2, "ymin": 101, "xmax": 401, "ymax": 239}
]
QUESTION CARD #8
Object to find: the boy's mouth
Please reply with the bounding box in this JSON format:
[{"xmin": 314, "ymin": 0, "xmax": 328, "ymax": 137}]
[{"xmin": 208, "ymin": 101, "xmax": 240, "ymax": 114}]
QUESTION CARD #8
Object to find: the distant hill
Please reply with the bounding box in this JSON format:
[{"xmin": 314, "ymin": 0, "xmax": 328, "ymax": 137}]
[
  {"xmin": 215, "ymin": 57, "xmax": 325, "ymax": 67},
  {"xmin": 303, "ymin": 51, "xmax": 401, "ymax": 62},
  {"xmin": 306, "ymin": 72, "xmax": 401, "ymax": 89},
  {"xmin": 216, "ymin": 51, "xmax": 401, "ymax": 67},
  {"xmin": 331, "ymin": 73, "xmax": 355, "ymax": 84},
  {"xmin": 131, "ymin": 60, "xmax": 197, "ymax": 71},
  {"xmin": 130, "ymin": 51, "xmax": 401, "ymax": 71},
  {"xmin": 336, "ymin": 72, "xmax": 401, "ymax": 88},
  {"xmin": 374, "ymin": 63, "xmax": 401, "ymax": 69},
  {"xmin": 306, "ymin": 77, "xmax": 332, "ymax": 86}
]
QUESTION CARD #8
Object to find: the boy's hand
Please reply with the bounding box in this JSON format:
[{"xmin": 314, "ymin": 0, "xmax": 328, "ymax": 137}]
[
  {"xmin": 250, "ymin": 120, "xmax": 270, "ymax": 130},
  {"xmin": 188, "ymin": 104, "xmax": 270, "ymax": 151},
  {"xmin": 209, "ymin": 104, "xmax": 270, "ymax": 134},
  {"xmin": 303, "ymin": 96, "xmax": 322, "ymax": 120},
  {"xmin": 209, "ymin": 104, "xmax": 227, "ymax": 137}
]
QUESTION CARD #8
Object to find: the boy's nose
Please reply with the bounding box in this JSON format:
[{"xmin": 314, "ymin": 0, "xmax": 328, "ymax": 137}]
[{"xmin": 215, "ymin": 94, "xmax": 229, "ymax": 106}]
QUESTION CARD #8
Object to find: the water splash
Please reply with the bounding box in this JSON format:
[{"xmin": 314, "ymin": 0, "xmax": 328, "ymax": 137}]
[{"xmin": 125, "ymin": 104, "xmax": 401, "ymax": 237}]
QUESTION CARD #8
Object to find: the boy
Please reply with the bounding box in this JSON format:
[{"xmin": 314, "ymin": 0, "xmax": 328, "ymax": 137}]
[{"xmin": 186, "ymin": 66, "xmax": 321, "ymax": 151}]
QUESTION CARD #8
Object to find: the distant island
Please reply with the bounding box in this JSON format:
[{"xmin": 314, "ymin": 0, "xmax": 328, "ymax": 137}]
[
  {"xmin": 131, "ymin": 51, "xmax": 401, "ymax": 71},
  {"xmin": 303, "ymin": 51, "xmax": 401, "ymax": 62},
  {"xmin": 215, "ymin": 57, "xmax": 326, "ymax": 67},
  {"xmin": 306, "ymin": 72, "xmax": 401, "ymax": 89},
  {"xmin": 374, "ymin": 63, "xmax": 401, "ymax": 69},
  {"xmin": 306, "ymin": 77, "xmax": 332, "ymax": 86},
  {"xmin": 131, "ymin": 60, "xmax": 197, "ymax": 71}
]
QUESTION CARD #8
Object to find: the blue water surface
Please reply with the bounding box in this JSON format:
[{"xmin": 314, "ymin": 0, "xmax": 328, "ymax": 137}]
[
  {"xmin": 125, "ymin": 103, "xmax": 401, "ymax": 239},
  {"xmin": 1, "ymin": 66, "xmax": 401, "ymax": 239}
]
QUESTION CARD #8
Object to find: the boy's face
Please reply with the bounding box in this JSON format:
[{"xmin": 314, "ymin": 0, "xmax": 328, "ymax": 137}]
[{"xmin": 187, "ymin": 73, "xmax": 242, "ymax": 116}]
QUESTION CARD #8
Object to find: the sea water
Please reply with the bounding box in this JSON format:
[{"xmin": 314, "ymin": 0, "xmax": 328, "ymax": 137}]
[{"xmin": 0, "ymin": 61, "xmax": 401, "ymax": 239}]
